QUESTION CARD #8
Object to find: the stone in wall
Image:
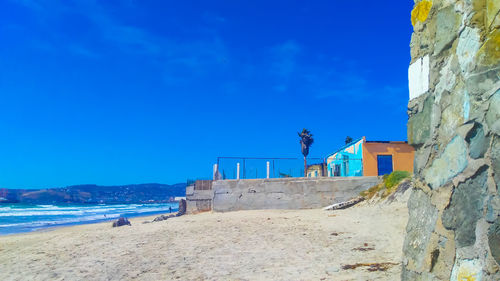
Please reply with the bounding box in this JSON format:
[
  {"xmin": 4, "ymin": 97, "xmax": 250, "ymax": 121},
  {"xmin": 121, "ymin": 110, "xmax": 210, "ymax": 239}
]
[
  {"xmin": 434, "ymin": 5, "xmax": 461, "ymax": 55},
  {"xmin": 403, "ymin": 189, "xmax": 438, "ymax": 271},
  {"xmin": 442, "ymin": 168, "xmax": 488, "ymax": 247},
  {"xmin": 403, "ymin": 0, "xmax": 500, "ymax": 280},
  {"xmin": 423, "ymin": 135, "xmax": 468, "ymax": 189},
  {"xmin": 489, "ymin": 218, "xmax": 500, "ymax": 265},
  {"xmin": 408, "ymin": 94, "xmax": 433, "ymax": 146},
  {"xmin": 466, "ymin": 123, "xmax": 489, "ymax": 159},
  {"xmin": 492, "ymin": 137, "xmax": 500, "ymax": 189},
  {"xmin": 486, "ymin": 91, "xmax": 500, "ymax": 135}
]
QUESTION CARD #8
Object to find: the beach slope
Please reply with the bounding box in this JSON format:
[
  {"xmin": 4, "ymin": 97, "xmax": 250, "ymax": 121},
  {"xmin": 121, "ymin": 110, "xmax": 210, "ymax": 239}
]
[{"xmin": 0, "ymin": 196, "xmax": 408, "ymax": 280}]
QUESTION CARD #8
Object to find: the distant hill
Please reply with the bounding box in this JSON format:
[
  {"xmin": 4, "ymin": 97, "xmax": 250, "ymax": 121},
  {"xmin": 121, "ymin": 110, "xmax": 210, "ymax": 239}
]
[{"xmin": 0, "ymin": 183, "xmax": 186, "ymax": 204}]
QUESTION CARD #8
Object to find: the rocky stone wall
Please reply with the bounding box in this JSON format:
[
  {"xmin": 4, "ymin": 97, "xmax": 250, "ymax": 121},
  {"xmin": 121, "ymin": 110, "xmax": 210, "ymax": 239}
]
[{"xmin": 403, "ymin": 0, "xmax": 500, "ymax": 280}]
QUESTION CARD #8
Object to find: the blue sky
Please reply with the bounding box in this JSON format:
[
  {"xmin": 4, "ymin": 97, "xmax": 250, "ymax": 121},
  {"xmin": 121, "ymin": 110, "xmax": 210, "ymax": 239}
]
[{"xmin": 0, "ymin": 0, "xmax": 414, "ymax": 188}]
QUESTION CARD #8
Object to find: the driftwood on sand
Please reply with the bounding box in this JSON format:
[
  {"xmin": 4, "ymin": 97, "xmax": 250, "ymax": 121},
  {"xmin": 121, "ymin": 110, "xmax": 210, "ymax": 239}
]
[{"xmin": 323, "ymin": 196, "xmax": 365, "ymax": 211}]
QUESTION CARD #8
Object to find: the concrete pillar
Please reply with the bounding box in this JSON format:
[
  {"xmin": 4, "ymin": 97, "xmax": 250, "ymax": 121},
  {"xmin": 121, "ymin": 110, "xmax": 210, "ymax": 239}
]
[
  {"xmin": 236, "ymin": 163, "xmax": 240, "ymax": 180},
  {"xmin": 213, "ymin": 164, "xmax": 218, "ymax": 180},
  {"xmin": 266, "ymin": 161, "xmax": 270, "ymax": 179}
]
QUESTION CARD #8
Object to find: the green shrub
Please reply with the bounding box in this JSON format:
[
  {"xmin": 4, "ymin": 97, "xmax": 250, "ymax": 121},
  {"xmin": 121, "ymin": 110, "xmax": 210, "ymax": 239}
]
[{"xmin": 384, "ymin": 171, "xmax": 411, "ymax": 189}]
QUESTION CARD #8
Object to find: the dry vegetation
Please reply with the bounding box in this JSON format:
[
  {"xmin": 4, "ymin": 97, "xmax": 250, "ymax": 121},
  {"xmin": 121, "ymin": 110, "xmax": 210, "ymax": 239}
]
[{"xmin": 359, "ymin": 171, "xmax": 411, "ymax": 199}]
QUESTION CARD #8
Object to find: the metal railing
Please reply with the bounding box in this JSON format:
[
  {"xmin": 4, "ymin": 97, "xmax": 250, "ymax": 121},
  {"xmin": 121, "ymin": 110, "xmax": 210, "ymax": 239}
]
[{"xmin": 214, "ymin": 157, "xmax": 326, "ymax": 180}]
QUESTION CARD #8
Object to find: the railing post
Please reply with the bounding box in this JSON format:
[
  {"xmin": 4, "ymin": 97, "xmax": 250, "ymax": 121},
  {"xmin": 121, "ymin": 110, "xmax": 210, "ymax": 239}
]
[
  {"xmin": 236, "ymin": 163, "xmax": 240, "ymax": 180},
  {"xmin": 213, "ymin": 164, "xmax": 218, "ymax": 180},
  {"xmin": 266, "ymin": 161, "xmax": 270, "ymax": 179},
  {"xmin": 243, "ymin": 159, "xmax": 246, "ymax": 179}
]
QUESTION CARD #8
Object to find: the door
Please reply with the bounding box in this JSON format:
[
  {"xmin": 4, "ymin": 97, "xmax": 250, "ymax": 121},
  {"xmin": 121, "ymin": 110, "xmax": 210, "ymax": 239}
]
[
  {"xmin": 342, "ymin": 155, "xmax": 349, "ymax": 176},
  {"xmin": 334, "ymin": 164, "xmax": 341, "ymax": 176},
  {"xmin": 377, "ymin": 155, "xmax": 393, "ymax": 176}
]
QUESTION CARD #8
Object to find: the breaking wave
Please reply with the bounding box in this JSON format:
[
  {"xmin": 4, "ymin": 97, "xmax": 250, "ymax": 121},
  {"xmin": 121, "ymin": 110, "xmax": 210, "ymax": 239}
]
[{"xmin": 0, "ymin": 203, "xmax": 178, "ymax": 235}]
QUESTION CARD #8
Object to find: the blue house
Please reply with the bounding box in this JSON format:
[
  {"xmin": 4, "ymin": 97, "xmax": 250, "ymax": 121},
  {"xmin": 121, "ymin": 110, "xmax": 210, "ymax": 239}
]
[
  {"xmin": 326, "ymin": 138, "xmax": 364, "ymax": 177},
  {"xmin": 326, "ymin": 137, "xmax": 416, "ymax": 177}
]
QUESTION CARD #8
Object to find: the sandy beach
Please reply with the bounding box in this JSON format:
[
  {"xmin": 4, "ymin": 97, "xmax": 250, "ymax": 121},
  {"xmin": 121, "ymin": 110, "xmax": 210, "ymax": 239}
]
[{"xmin": 0, "ymin": 195, "xmax": 409, "ymax": 281}]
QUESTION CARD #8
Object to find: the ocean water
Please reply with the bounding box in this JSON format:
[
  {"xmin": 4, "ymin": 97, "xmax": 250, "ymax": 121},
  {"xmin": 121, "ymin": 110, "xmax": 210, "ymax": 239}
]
[{"xmin": 0, "ymin": 203, "xmax": 179, "ymax": 235}]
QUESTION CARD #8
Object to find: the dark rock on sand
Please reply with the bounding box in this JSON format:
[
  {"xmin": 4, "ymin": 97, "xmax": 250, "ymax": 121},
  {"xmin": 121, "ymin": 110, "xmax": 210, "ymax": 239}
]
[
  {"xmin": 177, "ymin": 199, "xmax": 186, "ymax": 216},
  {"xmin": 153, "ymin": 214, "xmax": 175, "ymax": 222},
  {"xmin": 112, "ymin": 217, "xmax": 131, "ymax": 227}
]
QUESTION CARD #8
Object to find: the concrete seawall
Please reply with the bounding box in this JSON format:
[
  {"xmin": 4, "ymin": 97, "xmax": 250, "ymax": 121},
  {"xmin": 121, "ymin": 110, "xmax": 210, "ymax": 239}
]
[{"xmin": 186, "ymin": 177, "xmax": 381, "ymax": 213}]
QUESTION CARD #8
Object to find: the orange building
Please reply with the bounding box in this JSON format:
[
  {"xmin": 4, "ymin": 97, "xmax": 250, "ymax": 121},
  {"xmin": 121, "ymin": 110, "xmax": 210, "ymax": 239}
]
[
  {"xmin": 361, "ymin": 137, "xmax": 415, "ymax": 176},
  {"xmin": 326, "ymin": 137, "xmax": 415, "ymax": 177}
]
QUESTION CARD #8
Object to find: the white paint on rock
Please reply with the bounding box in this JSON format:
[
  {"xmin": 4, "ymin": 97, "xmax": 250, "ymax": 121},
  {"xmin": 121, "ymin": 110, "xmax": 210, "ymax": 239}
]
[{"xmin": 408, "ymin": 55, "xmax": 430, "ymax": 100}]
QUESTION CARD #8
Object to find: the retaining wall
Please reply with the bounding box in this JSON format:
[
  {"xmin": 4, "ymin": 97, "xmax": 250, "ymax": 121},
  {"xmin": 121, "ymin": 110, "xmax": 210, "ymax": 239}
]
[
  {"xmin": 185, "ymin": 185, "xmax": 213, "ymax": 214},
  {"xmin": 186, "ymin": 177, "xmax": 380, "ymax": 213}
]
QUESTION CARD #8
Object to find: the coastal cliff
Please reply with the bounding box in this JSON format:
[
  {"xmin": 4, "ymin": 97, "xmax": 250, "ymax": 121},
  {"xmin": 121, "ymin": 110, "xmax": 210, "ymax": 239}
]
[{"xmin": 0, "ymin": 183, "xmax": 186, "ymax": 204}]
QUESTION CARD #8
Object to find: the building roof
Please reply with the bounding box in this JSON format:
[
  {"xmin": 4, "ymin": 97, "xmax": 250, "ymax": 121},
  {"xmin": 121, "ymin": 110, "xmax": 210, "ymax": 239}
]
[
  {"xmin": 365, "ymin": 140, "xmax": 408, "ymax": 144},
  {"xmin": 326, "ymin": 137, "xmax": 409, "ymax": 158},
  {"xmin": 325, "ymin": 137, "xmax": 364, "ymax": 158},
  {"xmin": 306, "ymin": 163, "xmax": 325, "ymax": 168}
]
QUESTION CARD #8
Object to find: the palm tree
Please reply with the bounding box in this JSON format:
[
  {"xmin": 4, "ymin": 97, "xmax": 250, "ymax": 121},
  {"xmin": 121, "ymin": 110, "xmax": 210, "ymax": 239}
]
[{"xmin": 298, "ymin": 128, "xmax": 314, "ymax": 177}]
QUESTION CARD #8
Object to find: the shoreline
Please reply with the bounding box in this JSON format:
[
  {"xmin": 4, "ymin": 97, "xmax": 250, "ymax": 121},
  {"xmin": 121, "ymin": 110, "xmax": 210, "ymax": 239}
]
[
  {"xmin": 0, "ymin": 209, "xmax": 178, "ymax": 237},
  {"xmin": 0, "ymin": 212, "xmax": 174, "ymax": 238}
]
